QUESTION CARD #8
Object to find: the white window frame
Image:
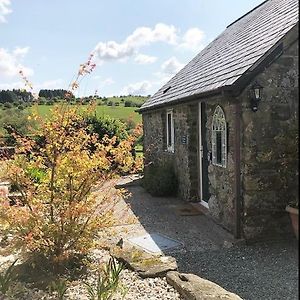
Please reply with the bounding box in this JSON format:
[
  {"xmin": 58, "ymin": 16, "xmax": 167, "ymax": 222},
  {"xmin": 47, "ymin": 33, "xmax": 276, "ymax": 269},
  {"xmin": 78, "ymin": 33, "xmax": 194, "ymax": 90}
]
[
  {"xmin": 166, "ymin": 109, "xmax": 175, "ymax": 152},
  {"xmin": 212, "ymin": 105, "xmax": 227, "ymax": 168}
]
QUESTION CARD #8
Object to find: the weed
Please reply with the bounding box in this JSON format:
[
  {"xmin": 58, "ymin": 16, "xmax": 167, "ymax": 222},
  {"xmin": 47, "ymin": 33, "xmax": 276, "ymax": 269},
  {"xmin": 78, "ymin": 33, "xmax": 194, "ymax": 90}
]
[
  {"xmin": 0, "ymin": 259, "xmax": 18, "ymax": 296},
  {"xmin": 85, "ymin": 257, "xmax": 125, "ymax": 300},
  {"xmin": 49, "ymin": 278, "xmax": 68, "ymax": 300}
]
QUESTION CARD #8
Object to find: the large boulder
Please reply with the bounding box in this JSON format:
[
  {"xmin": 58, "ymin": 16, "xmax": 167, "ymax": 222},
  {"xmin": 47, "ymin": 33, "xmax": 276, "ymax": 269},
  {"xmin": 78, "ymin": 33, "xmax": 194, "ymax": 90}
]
[{"xmin": 166, "ymin": 271, "xmax": 242, "ymax": 300}]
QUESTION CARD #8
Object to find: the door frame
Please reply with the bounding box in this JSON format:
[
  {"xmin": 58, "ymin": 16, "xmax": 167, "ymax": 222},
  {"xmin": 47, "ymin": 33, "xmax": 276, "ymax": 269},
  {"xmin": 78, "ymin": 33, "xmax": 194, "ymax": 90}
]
[{"xmin": 198, "ymin": 102, "xmax": 209, "ymax": 208}]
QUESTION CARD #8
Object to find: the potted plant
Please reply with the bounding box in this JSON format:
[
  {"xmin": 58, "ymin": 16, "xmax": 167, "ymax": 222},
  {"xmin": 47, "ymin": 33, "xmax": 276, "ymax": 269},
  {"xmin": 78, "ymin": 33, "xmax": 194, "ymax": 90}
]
[{"xmin": 276, "ymin": 124, "xmax": 298, "ymax": 239}]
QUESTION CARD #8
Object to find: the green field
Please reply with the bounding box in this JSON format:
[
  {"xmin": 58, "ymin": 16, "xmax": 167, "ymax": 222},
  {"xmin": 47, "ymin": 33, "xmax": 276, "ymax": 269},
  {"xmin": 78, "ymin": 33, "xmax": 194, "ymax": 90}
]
[
  {"xmin": 30, "ymin": 104, "xmax": 142, "ymax": 124},
  {"xmin": 102, "ymin": 95, "xmax": 147, "ymax": 106}
]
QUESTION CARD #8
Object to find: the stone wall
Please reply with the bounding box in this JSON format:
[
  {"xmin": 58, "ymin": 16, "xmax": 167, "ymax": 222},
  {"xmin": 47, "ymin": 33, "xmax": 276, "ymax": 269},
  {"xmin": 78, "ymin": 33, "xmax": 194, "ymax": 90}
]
[
  {"xmin": 142, "ymin": 103, "xmax": 199, "ymax": 201},
  {"xmin": 239, "ymin": 33, "xmax": 298, "ymax": 239},
  {"xmin": 143, "ymin": 97, "xmax": 237, "ymax": 232},
  {"xmin": 205, "ymin": 96, "xmax": 237, "ymax": 232}
]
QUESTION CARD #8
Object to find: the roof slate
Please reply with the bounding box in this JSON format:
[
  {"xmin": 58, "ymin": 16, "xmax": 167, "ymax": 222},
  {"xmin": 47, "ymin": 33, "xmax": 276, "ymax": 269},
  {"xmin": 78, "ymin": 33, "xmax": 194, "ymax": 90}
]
[{"xmin": 141, "ymin": 0, "xmax": 299, "ymax": 111}]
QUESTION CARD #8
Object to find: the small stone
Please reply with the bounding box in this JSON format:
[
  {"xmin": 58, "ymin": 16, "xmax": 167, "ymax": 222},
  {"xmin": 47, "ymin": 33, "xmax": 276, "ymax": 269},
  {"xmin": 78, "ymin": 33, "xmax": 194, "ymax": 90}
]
[{"xmin": 223, "ymin": 240, "xmax": 234, "ymax": 248}]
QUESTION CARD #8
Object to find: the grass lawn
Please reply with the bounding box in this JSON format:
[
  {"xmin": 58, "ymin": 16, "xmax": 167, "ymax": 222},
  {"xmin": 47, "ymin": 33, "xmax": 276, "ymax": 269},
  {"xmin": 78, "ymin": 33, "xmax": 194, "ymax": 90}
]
[{"xmin": 30, "ymin": 104, "xmax": 142, "ymax": 123}]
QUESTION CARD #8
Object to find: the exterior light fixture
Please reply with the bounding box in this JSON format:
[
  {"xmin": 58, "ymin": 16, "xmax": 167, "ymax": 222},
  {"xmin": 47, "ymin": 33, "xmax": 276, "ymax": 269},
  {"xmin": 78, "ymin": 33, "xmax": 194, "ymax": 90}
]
[{"xmin": 249, "ymin": 81, "xmax": 263, "ymax": 112}]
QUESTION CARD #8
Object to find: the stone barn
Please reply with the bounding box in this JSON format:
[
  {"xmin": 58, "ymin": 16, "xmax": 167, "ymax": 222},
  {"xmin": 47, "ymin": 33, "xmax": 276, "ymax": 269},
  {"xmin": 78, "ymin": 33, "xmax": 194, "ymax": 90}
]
[{"xmin": 140, "ymin": 0, "xmax": 299, "ymax": 240}]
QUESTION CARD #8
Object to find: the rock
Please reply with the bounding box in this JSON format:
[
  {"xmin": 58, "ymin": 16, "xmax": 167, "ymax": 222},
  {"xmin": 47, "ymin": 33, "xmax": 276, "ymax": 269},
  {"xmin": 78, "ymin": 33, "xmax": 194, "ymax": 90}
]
[
  {"xmin": 223, "ymin": 240, "xmax": 234, "ymax": 249},
  {"xmin": 110, "ymin": 245, "xmax": 178, "ymax": 278},
  {"xmin": 166, "ymin": 271, "xmax": 243, "ymax": 300}
]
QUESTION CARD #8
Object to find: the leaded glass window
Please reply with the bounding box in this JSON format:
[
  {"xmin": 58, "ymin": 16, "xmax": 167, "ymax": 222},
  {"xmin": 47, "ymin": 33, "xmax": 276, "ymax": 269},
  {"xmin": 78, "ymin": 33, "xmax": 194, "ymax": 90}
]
[{"xmin": 212, "ymin": 106, "xmax": 227, "ymax": 167}]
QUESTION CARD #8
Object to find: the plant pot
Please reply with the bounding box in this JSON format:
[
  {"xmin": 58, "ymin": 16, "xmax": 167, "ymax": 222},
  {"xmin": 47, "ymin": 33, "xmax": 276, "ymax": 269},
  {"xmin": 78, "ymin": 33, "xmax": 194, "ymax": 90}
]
[{"xmin": 286, "ymin": 205, "xmax": 299, "ymax": 240}]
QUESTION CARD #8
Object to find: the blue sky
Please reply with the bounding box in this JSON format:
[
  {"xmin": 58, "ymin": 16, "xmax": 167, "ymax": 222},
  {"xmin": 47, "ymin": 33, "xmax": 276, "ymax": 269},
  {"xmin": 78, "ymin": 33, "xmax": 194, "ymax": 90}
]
[{"xmin": 0, "ymin": 0, "xmax": 265, "ymax": 97}]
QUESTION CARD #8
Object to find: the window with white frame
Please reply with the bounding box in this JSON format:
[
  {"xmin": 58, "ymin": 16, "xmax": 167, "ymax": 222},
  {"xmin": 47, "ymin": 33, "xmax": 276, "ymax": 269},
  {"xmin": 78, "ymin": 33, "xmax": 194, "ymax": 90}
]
[
  {"xmin": 166, "ymin": 109, "xmax": 174, "ymax": 152},
  {"xmin": 212, "ymin": 106, "xmax": 227, "ymax": 167}
]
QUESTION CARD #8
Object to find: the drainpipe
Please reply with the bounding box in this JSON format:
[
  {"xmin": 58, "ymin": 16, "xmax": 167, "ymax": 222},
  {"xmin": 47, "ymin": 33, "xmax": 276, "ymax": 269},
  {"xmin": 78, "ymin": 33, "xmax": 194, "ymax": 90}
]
[{"xmin": 234, "ymin": 101, "xmax": 242, "ymax": 239}]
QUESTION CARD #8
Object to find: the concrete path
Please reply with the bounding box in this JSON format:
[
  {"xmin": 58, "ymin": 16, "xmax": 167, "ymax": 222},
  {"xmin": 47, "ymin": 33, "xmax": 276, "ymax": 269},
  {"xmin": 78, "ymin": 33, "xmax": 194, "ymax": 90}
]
[
  {"xmin": 104, "ymin": 176, "xmax": 299, "ymax": 300},
  {"xmin": 109, "ymin": 175, "xmax": 234, "ymax": 255}
]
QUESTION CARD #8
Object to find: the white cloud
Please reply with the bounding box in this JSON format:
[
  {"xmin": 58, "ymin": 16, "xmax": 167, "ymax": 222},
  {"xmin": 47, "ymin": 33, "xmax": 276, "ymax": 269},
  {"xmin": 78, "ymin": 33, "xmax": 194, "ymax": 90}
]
[
  {"xmin": 0, "ymin": 81, "xmax": 23, "ymax": 90},
  {"xmin": 93, "ymin": 24, "xmax": 206, "ymax": 65},
  {"xmin": 93, "ymin": 76, "xmax": 114, "ymax": 85},
  {"xmin": 179, "ymin": 27, "xmax": 205, "ymax": 51},
  {"xmin": 94, "ymin": 23, "xmax": 178, "ymax": 63},
  {"xmin": 153, "ymin": 56, "xmax": 185, "ymax": 86},
  {"xmin": 0, "ymin": 0, "xmax": 11, "ymax": 23},
  {"xmin": 102, "ymin": 77, "xmax": 114, "ymax": 86},
  {"xmin": 125, "ymin": 23, "xmax": 177, "ymax": 48},
  {"xmin": 13, "ymin": 47, "xmax": 30, "ymax": 58},
  {"xmin": 161, "ymin": 56, "xmax": 184, "ymax": 76},
  {"xmin": 134, "ymin": 54, "xmax": 157, "ymax": 64},
  {"xmin": 36, "ymin": 79, "xmax": 64, "ymax": 90},
  {"xmin": 0, "ymin": 47, "xmax": 33, "ymax": 79},
  {"xmin": 119, "ymin": 56, "xmax": 185, "ymax": 97},
  {"xmin": 0, "ymin": 79, "xmax": 64, "ymax": 94},
  {"xmin": 121, "ymin": 80, "xmax": 152, "ymax": 96},
  {"xmin": 93, "ymin": 41, "xmax": 134, "ymax": 61}
]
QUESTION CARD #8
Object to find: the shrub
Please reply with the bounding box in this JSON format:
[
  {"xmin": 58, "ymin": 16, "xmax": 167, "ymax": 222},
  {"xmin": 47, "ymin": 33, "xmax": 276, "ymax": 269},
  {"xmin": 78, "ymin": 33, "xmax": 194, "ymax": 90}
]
[
  {"xmin": 143, "ymin": 162, "xmax": 178, "ymax": 197},
  {"xmin": 0, "ymin": 108, "xmax": 36, "ymax": 146},
  {"xmin": 0, "ymin": 104, "xmax": 143, "ymax": 265},
  {"xmin": 107, "ymin": 101, "xmax": 113, "ymax": 106},
  {"xmin": 85, "ymin": 115, "xmax": 128, "ymax": 142},
  {"xmin": 124, "ymin": 100, "xmax": 132, "ymax": 107},
  {"xmin": 115, "ymin": 102, "xmax": 120, "ymax": 106},
  {"xmin": 46, "ymin": 99, "xmax": 54, "ymax": 105},
  {"xmin": 3, "ymin": 102, "xmax": 13, "ymax": 109}
]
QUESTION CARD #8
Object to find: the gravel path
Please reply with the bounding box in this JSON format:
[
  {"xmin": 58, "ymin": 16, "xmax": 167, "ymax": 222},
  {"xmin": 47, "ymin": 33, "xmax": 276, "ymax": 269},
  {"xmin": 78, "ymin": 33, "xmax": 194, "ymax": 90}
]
[
  {"xmin": 174, "ymin": 240, "xmax": 299, "ymax": 300},
  {"xmin": 0, "ymin": 249, "xmax": 182, "ymax": 300},
  {"xmin": 118, "ymin": 183, "xmax": 299, "ymax": 300}
]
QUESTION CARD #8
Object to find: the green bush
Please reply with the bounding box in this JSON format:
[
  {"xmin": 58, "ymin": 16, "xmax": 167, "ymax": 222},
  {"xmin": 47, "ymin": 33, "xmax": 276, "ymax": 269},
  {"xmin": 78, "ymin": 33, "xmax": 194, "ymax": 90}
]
[
  {"xmin": 143, "ymin": 162, "xmax": 178, "ymax": 197},
  {"xmin": 3, "ymin": 102, "xmax": 13, "ymax": 109},
  {"xmin": 85, "ymin": 115, "xmax": 128, "ymax": 142},
  {"xmin": 0, "ymin": 108, "xmax": 36, "ymax": 146},
  {"xmin": 46, "ymin": 100, "xmax": 54, "ymax": 105},
  {"xmin": 124, "ymin": 100, "xmax": 133, "ymax": 107}
]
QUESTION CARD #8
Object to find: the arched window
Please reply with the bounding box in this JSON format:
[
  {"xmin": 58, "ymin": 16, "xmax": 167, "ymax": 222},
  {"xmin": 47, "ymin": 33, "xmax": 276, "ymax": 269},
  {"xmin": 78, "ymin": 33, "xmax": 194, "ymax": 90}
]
[{"xmin": 212, "ymin": 106, "xmax": 227, "ymax": 168}]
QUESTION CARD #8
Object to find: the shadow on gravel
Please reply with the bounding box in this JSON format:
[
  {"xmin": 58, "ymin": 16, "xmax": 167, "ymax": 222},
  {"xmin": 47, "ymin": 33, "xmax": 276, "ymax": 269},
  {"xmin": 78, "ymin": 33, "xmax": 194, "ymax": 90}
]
[
  {"xmin": 120, "ymin": 181, "xmax": 299, "ymax": 300},
  {"xmin": 173, "ymin": 239, "xmax": 299, "ymax": 300}
]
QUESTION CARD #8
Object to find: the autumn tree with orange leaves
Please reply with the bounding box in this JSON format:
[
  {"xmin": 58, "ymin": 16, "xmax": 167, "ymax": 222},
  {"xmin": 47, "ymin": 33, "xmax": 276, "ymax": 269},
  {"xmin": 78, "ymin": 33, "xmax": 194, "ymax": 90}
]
[{"xmin": 0, "ymin": 54, "xmax": 143, "ymax": 265}]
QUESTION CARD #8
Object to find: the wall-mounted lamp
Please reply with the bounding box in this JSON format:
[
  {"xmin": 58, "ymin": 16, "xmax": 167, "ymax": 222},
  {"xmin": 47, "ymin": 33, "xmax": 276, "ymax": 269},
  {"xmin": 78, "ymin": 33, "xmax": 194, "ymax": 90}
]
[{"xmin": 249, "ymin": 81, "xmax": 263, "ymax": 112}]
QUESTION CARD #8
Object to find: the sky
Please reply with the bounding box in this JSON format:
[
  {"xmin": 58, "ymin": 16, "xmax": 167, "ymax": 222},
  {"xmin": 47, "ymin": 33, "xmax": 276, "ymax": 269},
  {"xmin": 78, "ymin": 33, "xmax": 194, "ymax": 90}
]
[{"xmin": 0, "ymin": 0, "xmax": 265, "ymax": 97}]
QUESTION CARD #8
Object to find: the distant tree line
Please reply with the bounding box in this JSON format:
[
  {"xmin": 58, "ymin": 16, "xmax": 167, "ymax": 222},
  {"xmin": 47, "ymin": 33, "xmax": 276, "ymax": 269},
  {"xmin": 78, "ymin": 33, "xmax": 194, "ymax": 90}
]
[
  {"xmin": 0, "ymin": 89, "xmax": 33, "ymax": 104},
  {"xmin": 38, "ymin": 89, "xmax": 72, "ymax": 99}
]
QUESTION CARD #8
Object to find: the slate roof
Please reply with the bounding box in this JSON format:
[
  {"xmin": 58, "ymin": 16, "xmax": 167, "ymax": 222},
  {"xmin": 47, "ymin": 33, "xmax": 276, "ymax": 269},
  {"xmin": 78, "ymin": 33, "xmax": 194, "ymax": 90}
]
[{"xmin": 140, "ymin": 0, "xmax": 299, "ymax": 111}]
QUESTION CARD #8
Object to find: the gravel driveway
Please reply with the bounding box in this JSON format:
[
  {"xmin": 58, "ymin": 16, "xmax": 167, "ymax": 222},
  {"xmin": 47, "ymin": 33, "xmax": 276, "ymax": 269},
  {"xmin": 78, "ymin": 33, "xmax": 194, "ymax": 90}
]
[
  {"xmin": 113, "ymin": 177, "xmax": 299, "ymax": 300},
  {"xmin": 174, "ymin": 240, "xmax": 299, "ymax": 300}
]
